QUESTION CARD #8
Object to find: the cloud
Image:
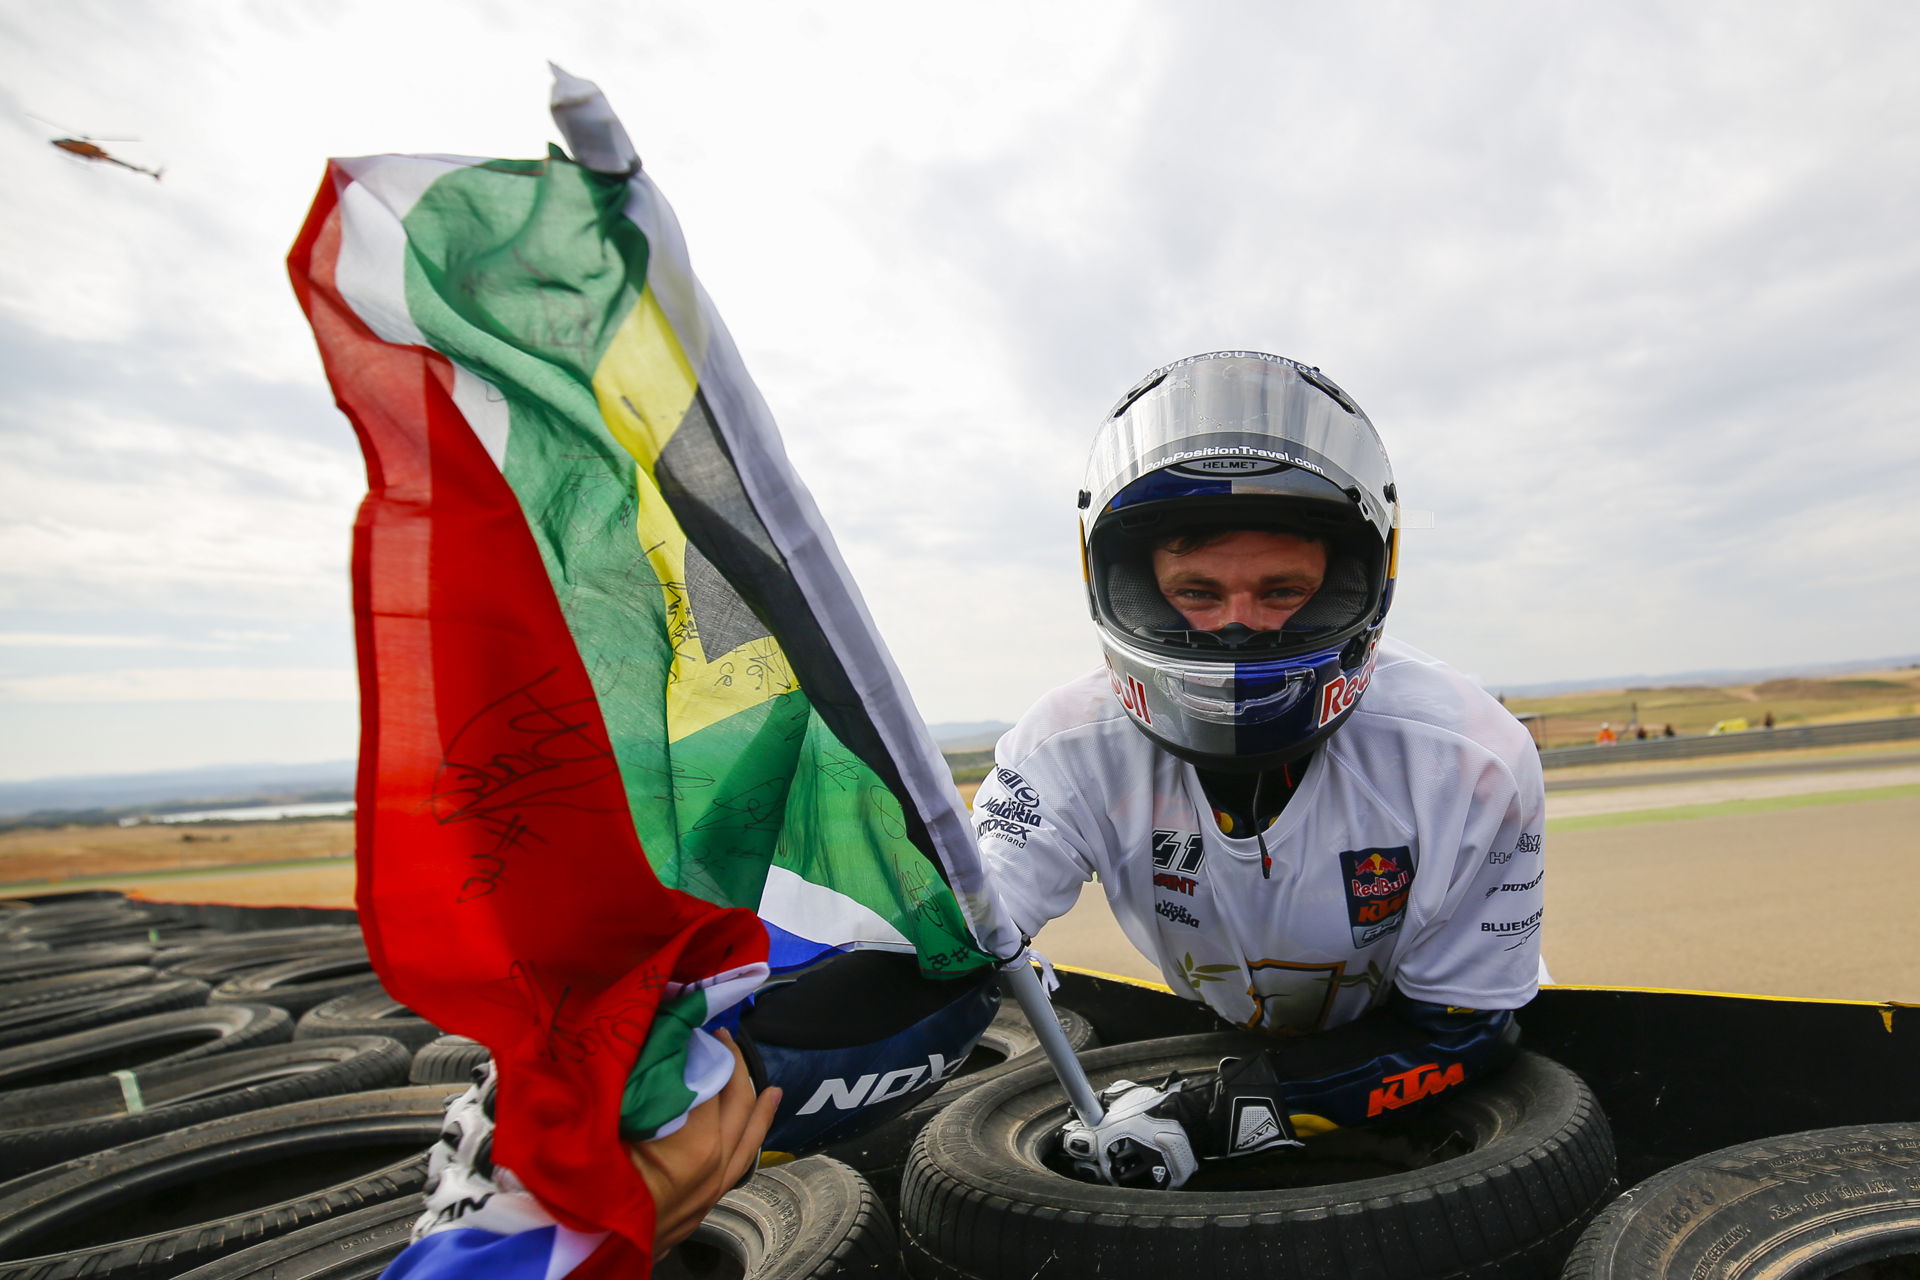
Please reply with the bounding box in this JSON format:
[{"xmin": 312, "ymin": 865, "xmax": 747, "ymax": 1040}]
[
  {"xmin": 880, "ymin": 3, "xmax": 1920, "ymax": 687},
  {"xmin": 0, "ymin": 634, "xmax": 171, "ymax": 648},
  {"xmin": 0, "ymin": 631, "xmax": 295, "ymax": 652},
  {"xmin": 208, "ymin": 629, "xmax": 294, "ymax": 645},
  {"xmin": 0, "ymin": 0, "xmax": 1915, "ymax": 771},
  {"xmin": 0, "ymin": 666, "xmax": 355, "ymax": 704},
  {"xmin": 0, "ymin": 311, "xmax": 362, "ymax": 618}
]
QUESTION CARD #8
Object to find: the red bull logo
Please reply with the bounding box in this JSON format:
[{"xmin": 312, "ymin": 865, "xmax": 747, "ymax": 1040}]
[
  {"xmin": 1317, "ymin": 650, "xmax": 1378, "ymax": 726},
  {"xmin": 1349, "ymin": 850, "xmax": 1409, "ymax": 898},
  {"xmin": 1108, "ymin": 664, "xmax": 1153, "ymax": 725}
]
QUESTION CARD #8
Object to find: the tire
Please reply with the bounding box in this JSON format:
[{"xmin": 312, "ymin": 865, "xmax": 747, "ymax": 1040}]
[
  {"xmin": 1, "ymin": 905, "xmax": 186, "ymax": 948},
  {"xmin": 655, "ymin": 1156, "xmax": 898, "ymax": 1280},
  {"xmin": 0, "ymin": 965, "xmax": 157, "ymax": 1011},
  {"xmin": 0, "ymin": 1085, "xmax": 455, "ymax": 1280},
  {"xmin": 408, "ymin": 1034, "xmax": 489, "ymax": 1085},
  {"xmin": 210, "ymin": 951, "xmax": 379, "ymax": 1017},
  {"xmin": 163, "ymin": 940, "xmax": 367, "ymax": 986},
  {"xmin": 0, "ymin": 942, "xmax": 154, "ymax": 983},
  {"xmin": 825, "ymin": 1002, "xmax": 1100, "ymax": 1204},
  {"xmin": 154, "ymin": 926, "xmax": 364, "ymax": 971},
  {"xmin": 0, "ymin": 1035, "xmax": 413, "ymax": 1174},
  {"xmin": 0, "ymin": 977, "xmax": 210, "ymax": 1051},
  {"xmin": 963, "ymin": 1001, "xmax": 1101, "ymax": 1076},
  {"xmin": 0, "ymin": 903, "xmax": 144, "ymax": 935},
  {"xmin": 297, "ymin": 985, "xmax": 442, "ymax": 1053},
  {"xmin": 1562, "ymin": 1122, "xmax": 1920, "ymax": 1279},
  {"xmin": 10, "ymin": 890, "xmax": 126, "ymax": 906},
  {"xmin": 168, "ymin": 1198, "xmax": 416, "ymax": 1280},
  {"xmin": 0, "ymin": 1002, "xmax": 293, "ymax": 1092},
  {"xmin": 900, "ymin": 1037, "xmax": 1617, "ymax": 1280}
]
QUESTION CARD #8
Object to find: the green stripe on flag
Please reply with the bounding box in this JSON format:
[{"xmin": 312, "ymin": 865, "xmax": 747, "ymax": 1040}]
[
  {"xmin": 619, "ymin": 987, "xmax": 708, "ymax": 1141},
  {"xmin": 393, "ymin": 148, "xmax": 989, "ymax": 973}
]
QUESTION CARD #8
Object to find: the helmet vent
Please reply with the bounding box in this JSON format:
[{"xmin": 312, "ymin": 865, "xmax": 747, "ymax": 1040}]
[
  {"xmin": 1299, "ymin": 367, "xmax": 1358, "ymax": 415},
  {"xmin": 1110, "ymin": 373, "xmax": 1167, "ymax": 419}
]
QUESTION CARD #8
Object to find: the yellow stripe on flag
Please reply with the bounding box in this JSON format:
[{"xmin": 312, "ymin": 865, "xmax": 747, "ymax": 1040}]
[
  {"xmin": 595, "ymin": 284, "xmax": 697, "ymax": 471},
  {"xmin": 593, "ymin": 285, "xmax": 798, "ymax": 742}
]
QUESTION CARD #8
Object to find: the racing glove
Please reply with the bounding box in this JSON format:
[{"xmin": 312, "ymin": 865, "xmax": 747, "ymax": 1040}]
[
  {"xmin": 1063, "ymin": 993, "xmax": 1519, "ymax": 1189},
  {"xmin": 1059, "ymin": 1054, "xmax": 1305, "ymax": 1189}
]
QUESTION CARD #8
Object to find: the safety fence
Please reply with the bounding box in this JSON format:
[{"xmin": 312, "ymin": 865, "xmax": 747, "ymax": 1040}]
[{"xmin": 1538, "ymin": 715, "xmax": 1920, "ymax": 769}]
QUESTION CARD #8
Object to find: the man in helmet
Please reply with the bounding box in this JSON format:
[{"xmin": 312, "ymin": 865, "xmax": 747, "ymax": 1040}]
[{"xmin": 971, "ymin": 352, "xmax": 1545, "ymax": 1185}]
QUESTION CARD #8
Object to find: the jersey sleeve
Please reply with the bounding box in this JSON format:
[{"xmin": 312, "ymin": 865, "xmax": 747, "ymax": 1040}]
[
  {"xmin": 1389, "ymin": 737, "xmax": 1546, "ymax": 1010},
  {"xmin": 972, "ymin": 738, "xmax": 1101, "ymax": 940}
]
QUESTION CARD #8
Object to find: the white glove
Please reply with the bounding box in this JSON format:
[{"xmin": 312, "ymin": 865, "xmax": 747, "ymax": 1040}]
[{"xmin": 1058, "ymin": 1078, "xmax": 1200, "ymax": 1190}]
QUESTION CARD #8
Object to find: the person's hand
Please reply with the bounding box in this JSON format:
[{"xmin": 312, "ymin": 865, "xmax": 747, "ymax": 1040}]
[{"xmin": 629, "ymin": 1028, "xmax": 782, "ymax": 1254}]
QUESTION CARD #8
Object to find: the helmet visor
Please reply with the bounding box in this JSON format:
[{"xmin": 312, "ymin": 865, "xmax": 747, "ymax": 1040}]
[
  {"xmin": 1090, "ymin": 496, "xmax": 1382, "ymax": 662},
  {"xmin": 1152, "ymin": 660, "xmax": 1317, "ymax": 725}
]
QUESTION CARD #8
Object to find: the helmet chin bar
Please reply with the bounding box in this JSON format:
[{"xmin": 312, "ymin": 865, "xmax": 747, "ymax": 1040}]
[{"xmin": 1137, "ymin": 715, "xmax": 1333, "ymax": 775}]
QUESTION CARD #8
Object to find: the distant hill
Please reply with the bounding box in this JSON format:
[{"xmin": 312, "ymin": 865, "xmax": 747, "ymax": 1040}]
[
  {"xmin": 7, "ymin": 656, "xmax": 1907, "ymax": 816},
  {"xmin": 1504, "ymin": 665, "xmax": 1919, "ymax": 749},
  {"xmin": 1493, "ymin": 654, "xmax": 1920, "ymax": 698},
  {"xmin": 0, "ymin": 761, "xmax": 356, "ymax": 821},
  {"xmin": 928, "ymin": 720, "xmax": 1014, "ymax": 751},
  {"xmin": 0, "ymin": 724, "xmax": 1019, "ymax": 820}
]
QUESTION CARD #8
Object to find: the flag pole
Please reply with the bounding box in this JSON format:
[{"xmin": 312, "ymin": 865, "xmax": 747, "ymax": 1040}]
[
  {"xmin": 550, "ymin": 61, "xmax": 1104, "ymax": 1133},
  {"xmin": 1000, "ymin": 956, "xmax": 1106, "ymax": 1127}
]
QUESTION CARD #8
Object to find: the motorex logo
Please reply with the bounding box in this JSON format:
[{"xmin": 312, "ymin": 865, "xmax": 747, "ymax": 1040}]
[{"xmin": 796, "ymin": 1052, "xmax": 966, "ymax": 1116}]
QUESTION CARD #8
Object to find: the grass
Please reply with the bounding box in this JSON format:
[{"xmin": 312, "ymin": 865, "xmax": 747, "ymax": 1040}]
[
  {"xmin": 1547, "ymin": 783, "xmax": 1920, "ymax": 832},
  {"xmin": 0, "ymin": 854, "xmax": 352, "ymax": 897},
  {"xmin": 0, "ymin": 819, "xmax": 354, "ymax": 888}
]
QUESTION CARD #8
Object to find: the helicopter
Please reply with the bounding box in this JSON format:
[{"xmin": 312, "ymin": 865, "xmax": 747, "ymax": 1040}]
[
  {"xmin": 51, "ymin": 136, "xmax": 163, "ymax": 181},
  {"xmin": 34, "ymin": 116, "xmax": 163, "ymax": 181}
]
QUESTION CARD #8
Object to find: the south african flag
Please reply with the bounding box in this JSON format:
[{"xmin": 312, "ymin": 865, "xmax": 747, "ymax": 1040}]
[{"xmin": 289, "ymin": 67, "xmax": 1018, "ymax": 1275}]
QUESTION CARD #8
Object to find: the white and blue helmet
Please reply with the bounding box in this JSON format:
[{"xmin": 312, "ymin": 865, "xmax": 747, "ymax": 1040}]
[{"xmin": 1081, "ymin": 352, "xmax": 1399, "ymax": 771}]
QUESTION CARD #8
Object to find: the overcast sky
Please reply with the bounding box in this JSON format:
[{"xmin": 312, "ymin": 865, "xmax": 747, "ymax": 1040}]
[{"xmin": 2, "ymin": 1, "xmax": 1916, "ymax": 781}]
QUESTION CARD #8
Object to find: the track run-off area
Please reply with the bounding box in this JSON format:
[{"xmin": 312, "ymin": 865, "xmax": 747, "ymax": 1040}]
[
  {"xmin": 1032, "ymin": 745, "xmax": 1920, "ymax": 1004},
  {"xmin": 5, "ymin": 745, "xmax": 1916, "ymax": 1005}
]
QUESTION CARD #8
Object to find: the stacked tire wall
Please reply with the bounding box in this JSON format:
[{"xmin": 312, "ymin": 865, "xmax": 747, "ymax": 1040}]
[
  {"xmin": 0, "ymin": 893, "xmax": 446, "ymax": 1279},
  {"xmin": 0, "ymin": 895, "xmax": 916, "ymax": 1280}
]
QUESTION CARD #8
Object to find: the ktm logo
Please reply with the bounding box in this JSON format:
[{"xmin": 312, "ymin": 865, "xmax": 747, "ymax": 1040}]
[
  {"xmin": 1366, "ymin": 1061, "xmax": 1465, "ymax": 1117},
  {"xmin": 1354, "ymin": 891, "xmax": 1407, "ymax": 923}
]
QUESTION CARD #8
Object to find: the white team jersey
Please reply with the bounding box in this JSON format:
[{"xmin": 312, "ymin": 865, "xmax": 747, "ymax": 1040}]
[{"xmin": 974, "ymin": 637, "xmax": 1546, "ymax": 1032}]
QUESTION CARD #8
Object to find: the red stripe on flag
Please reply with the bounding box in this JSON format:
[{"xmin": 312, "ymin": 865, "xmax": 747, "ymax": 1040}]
[{"xmin": 288, "ymin": 162, "xmax": 767, "ymax": 1265}]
